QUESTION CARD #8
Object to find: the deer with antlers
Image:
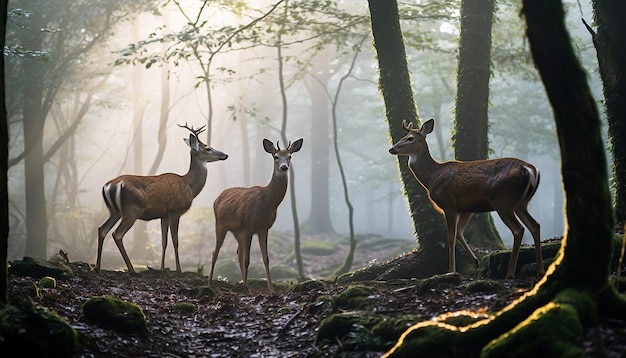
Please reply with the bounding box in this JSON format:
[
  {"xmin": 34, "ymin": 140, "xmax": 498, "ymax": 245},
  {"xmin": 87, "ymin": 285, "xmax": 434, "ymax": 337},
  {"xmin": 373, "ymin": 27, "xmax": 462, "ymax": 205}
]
[
  {"xmin": 96, "ymin": 123, "xmax": 228, "ymax": 274},
  {"xmin": 389, "ymin": 118, "xmax": 544, "ymax": 279},
  {"xmin": 209, "ymin": 138, "xmax": 303, "ymax": 293}
]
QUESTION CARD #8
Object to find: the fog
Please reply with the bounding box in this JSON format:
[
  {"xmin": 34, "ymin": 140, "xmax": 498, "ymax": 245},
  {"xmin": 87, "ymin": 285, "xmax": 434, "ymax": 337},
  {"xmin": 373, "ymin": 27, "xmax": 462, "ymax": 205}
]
[{"xmin": 6, "ymin": 1, "xmax": 603, "ymax": 272}]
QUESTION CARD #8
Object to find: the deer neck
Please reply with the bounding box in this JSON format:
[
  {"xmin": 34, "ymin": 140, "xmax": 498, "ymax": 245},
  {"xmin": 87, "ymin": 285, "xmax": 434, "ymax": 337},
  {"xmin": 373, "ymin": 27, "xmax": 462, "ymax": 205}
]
[
  {"xmin": 265, "ymin": 169, "xmax": 289, "ymax": 208},
  {"xmin": 184, "ymin": 154, "xmax": 208, "ymax": 198},
  {"xmin": 408, "ymin": 148, "xmax": 439, "ymax": 189}
]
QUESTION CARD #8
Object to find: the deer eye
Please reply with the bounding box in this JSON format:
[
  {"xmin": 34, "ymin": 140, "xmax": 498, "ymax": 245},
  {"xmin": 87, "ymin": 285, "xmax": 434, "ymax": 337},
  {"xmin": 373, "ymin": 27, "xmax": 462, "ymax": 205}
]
[{"xmin": 406, "ymin": 136, "xmax": 414, "ymax": 142}]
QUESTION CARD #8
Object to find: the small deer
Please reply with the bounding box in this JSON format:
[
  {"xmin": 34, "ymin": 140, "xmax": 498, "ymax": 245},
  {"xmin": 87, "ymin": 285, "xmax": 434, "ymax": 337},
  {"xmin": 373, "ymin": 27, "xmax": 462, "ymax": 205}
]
[
  {"xmin": 96, "ymin": 123, "xmax": 228, "ymax": 274},
  {"xmin": 389, "ymin": 118, "xmax": 543, "ymax": 279},
  {"xmin": 209, "ymin": 138, "xmax": 303, "ymax": 293}
]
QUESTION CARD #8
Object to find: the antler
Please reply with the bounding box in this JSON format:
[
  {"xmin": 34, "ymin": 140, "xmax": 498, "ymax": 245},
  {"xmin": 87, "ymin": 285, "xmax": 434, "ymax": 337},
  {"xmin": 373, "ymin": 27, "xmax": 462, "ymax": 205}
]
[
  {"xmin": 402, "ymin": 119, "xmax": 414, "ymax": 132},
  {"xmin": 178, "ymin": 122, "xmax": 207, "ymax": 137}
]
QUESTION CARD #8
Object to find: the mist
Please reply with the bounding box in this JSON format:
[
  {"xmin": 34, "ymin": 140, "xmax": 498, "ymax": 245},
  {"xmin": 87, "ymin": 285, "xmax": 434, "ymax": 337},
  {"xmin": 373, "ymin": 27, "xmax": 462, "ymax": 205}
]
[{"xmin": 6, "ymin": 0, "xmax": 602, "ymax": 275}]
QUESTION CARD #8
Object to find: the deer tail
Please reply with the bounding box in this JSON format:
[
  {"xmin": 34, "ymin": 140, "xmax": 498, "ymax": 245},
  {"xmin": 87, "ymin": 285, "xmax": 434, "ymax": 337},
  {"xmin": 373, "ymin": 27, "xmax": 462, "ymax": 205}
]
[
  {"xmin": 522, "ymin": 165, "xmax": 540, "ymax": 200},
  {"xmin": 102, "ymin": 181, "xmax": 124, "ymax": 214}
]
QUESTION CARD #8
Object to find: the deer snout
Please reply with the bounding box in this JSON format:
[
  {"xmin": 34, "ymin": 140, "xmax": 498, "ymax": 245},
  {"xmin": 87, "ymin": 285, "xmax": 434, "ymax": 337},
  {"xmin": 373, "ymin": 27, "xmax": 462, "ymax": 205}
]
[
  {"xmin": 279, "ymin": 164, "xmax": 289, "ymax": 171},
  {"xmin": 389, "ymin": 147, "xmax": 398, "ymax": 155}
]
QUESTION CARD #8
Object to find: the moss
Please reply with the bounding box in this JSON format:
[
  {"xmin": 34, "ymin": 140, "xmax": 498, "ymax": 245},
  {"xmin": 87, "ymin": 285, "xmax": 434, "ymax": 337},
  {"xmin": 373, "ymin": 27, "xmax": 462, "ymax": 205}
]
[
  {"xmin": 301, "ymin": 240, "xmax": 338, "ymax": 256},
  {"xmin": 415, "ymin": 272, "xmax": 462, "ymax": 295},
  {"xmin": 371, "ymin": 315, "xmax": 418, "ymax": 347},
  {"xmin": 384, "ymin": 321, "xmax": 470, "ymax": 357},
  {"xmin": 331, "ymin": 285, "xmax": 375, "ymax": 311},
  {"xmin": 481, "ymin": 302, "xmax": 584, "ymax": 358},
  {"xmin": 82, "ymin": 296, "xmax": 147, "ymax": 334},
  {"xmin": 480, "ymin": 241, "xmax": 561, "ymax": 279},
  {"xmin": 172, "ymin": 302, "xmax": 197, "ymax": 314},
  {"xmin": 38, "ymin": 276, "xmax": 57, "ymax": 289},
  {"xmin": 290, "ymin": 279, "xmax": 328, "ymax": 293},
  {"xmin": 315, "ymin": 311, "xmax": 376, "ymax": 346},
  {"xmin": 464, "ymin": 279, "xmax": 505, "ymax": 293},
  {"xmin": 0, "ymin": 299, "xmax": 77, "ymax": 357}
]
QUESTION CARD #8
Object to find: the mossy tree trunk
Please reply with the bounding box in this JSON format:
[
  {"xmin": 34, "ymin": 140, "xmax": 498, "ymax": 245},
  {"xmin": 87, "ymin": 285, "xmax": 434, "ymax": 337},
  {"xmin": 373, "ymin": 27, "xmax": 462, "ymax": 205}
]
[
  {"xmin": 587, "ymin": 1, "xmax": 626, "ymax": 231},
  {"xmin": 384, "ymin": 0, "xmax": 626, "ymax": 356},
  {"xmin": 368, "ymin": 0, "xmax": 451, "ymax": 274},
  {"xmin": 453, "ymin": 0, "xmax": 503, "ymax": 250}
]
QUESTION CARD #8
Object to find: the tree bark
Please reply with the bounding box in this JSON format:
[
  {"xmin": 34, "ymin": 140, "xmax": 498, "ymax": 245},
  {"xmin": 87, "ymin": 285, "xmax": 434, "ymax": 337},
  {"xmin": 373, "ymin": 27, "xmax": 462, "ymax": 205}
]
[
  {"xmin": 587, "ymin": 1, "xmax": 626, "ymax": 231},
  {"xmin": 453, "ymin": 0, "xmax": 503, "ymax": 250},
  {"xmin": 367, "ymin": 0, "xmax": 448, "ymax": 259}
]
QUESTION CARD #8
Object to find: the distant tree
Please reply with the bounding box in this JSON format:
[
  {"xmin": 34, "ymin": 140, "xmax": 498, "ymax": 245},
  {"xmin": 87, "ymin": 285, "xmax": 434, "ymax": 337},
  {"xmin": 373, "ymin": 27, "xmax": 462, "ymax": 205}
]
[
  {"xmin": 453, "ymin": 0, "xmax": 503, "ymax": 250},
  {"xmin": 1, "ymin": 0, "xmax": 9, "ymax": 306},
  {"xmin": 584, "ymin": 1, "xmax": 626, "ymax": 231},
  {"xmin": 384, "ymin": 0, "xmax": 626, "ymax": 355},
  {"xmin": 6, "ymin": 0, "xmax": 155, "ymax": 259}
]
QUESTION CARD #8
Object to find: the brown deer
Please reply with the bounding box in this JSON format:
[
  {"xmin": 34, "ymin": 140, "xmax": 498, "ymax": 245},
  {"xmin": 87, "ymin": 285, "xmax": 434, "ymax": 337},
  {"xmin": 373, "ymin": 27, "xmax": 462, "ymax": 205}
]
[
  {"xmin": 389, "ymin": 118, "xmax": 543, "ymax": 279},
  {"xmin": 209, "ymin": 138, "xmax": 303, "ymax": 293},
  {"xmin": 96, "ymin": 123, "xmax": 228, "ymax": 274}
]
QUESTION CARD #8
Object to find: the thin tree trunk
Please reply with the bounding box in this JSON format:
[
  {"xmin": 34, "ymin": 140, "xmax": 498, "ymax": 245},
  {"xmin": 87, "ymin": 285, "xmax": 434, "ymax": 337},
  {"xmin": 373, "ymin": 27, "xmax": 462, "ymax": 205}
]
[{"xmin": 1, "ymin": 0, "xmax": 9, "ymax": 305}]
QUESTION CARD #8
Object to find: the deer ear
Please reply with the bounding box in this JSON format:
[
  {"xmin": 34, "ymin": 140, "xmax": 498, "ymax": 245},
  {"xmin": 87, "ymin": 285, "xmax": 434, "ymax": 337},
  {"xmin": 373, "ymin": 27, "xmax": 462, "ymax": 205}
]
[
  {"xmin": 263, "ymin": 138, "xmax": 275, "ymax": 153},
  {"xmin": 289, "ymin": 138, "xmax": 303, "ymax": 153},
  {"xmin": 185, "ymin": 134, "xmax": 200, "ymax": 150},
  {"xmin": 421, "ymin": 119, "xmax": 435, "ymax": 135}
]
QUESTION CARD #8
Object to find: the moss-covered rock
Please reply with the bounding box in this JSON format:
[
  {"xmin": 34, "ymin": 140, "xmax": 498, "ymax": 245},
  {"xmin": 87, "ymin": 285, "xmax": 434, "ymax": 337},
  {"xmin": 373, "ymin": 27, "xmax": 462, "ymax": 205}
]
[
  {"xmin": 479, "ymin": 241, "xmax": 561, "ymax": 279},
  {"xmin": 331, "ymin": 285, "xmax": 376, "ymax": 311},
  {"xmin": 38, "ymin": 276, "xmax": 57, "ymax": 289},
  {"xmin": 8, "ymin": 256, "xmax": 69, "ymax": 279},
  {"xmin": 415, "ymin": 272, "xmax": 462, "ymax": 295},
  {"xmin": 83, "ymin": 296, "xmax": 147, "ymax": 334},
  {"xmin": 0, "ymin": 299, "xmax": 77, "ymax": 357},
  {"xmin": 172, "ymin": 302, "xmax": 197, "ymax": 314}
]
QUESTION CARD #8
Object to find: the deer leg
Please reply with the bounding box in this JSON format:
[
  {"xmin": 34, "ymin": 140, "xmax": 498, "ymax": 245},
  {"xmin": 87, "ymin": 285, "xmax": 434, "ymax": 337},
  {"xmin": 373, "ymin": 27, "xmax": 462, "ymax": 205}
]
[
  {"xmin": 96, "ymin": 212, "xmax": 120, "ymax": 272},
  {"xmin": 170, "ymin": 215, "xmax": 182, "ymax": 273},
  {"xmin": 497, "ymin": 210, "xmax": 525, "ymax": 279},
  {"xmin": 236, "ymin": 233, "xmax": 253, "ymax": 287},
  {"xmin": 111, "ymin": 216, "xmax": 138, "ymax": 273},
  {"xmin": 160, "ymin": 218, "xmax": 170, "ymax": 271},
  {"xmin": 444, "ymin": 210, "xmax": 459, "ymax": 273},
  {"xmin": 208, "ymin": 225, "xmax": 228, "ymax": 287},
  {"xmin": 456, "ymin": 212, "xmax": 479, "ymax": 268},
  {"xmin": 257, "ymin": 231, "xmax": 275, "ymax": 293},
  {"xmin": 516, "ymin": 206, "xmax": 544, "ymax": 277}
]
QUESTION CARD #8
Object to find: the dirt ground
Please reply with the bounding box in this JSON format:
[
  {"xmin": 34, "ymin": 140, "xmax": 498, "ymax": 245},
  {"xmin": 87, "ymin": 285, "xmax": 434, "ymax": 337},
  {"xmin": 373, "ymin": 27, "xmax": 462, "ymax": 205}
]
[{"xmin": 6, "ymin": 234, "xmax": 626, "ymax": 357}]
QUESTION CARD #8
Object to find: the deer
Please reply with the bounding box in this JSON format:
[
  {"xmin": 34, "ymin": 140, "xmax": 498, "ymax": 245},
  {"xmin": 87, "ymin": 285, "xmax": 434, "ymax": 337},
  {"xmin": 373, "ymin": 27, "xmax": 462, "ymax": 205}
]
[
  {"xmin": 95, "ymin": 123, "xmax": 228, "ymax": 274},
  {"xmin": 389, "ymin": 118, "xmax": 544, "ymax": 279},
  {"xmin": 208, "ymin": 138, "xmax": 304, "ymax": 293}
]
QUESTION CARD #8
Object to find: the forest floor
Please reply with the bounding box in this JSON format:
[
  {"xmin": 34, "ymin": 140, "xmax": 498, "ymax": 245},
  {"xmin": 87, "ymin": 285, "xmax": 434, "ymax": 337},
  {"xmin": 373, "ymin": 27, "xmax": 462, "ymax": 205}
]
[{"xmin": 7, "ymin": 233, "xmax": 626, "ymax": 357}]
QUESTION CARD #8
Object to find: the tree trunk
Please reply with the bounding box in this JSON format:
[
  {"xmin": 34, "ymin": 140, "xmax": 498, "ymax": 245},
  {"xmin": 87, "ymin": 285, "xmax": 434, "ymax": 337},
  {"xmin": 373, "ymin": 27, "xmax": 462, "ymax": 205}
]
[
  {"xmin": 588, "ymin": 1, "xmax": 626, "ymax": 231},
  {"xmin": 453, "ymin": 0, "xmax": 503, "ymax": 250},
  {"xmin": 384, "ymin": 0, "xmax": 625, "ymax": 356},
  {"xmin": 307, "ymin": 69, "xmax": 334, "ymax": 234},
  {"xmin": 22, "ymin": 72, "xmax": 48, "ymax": 259},
  {"xmin": 1, "ymin": 0, "xmax": 9, "ymax": 305},
  {"xmin": 368, "ymin": 0, "xmax": 469, "ymax": 275}
]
